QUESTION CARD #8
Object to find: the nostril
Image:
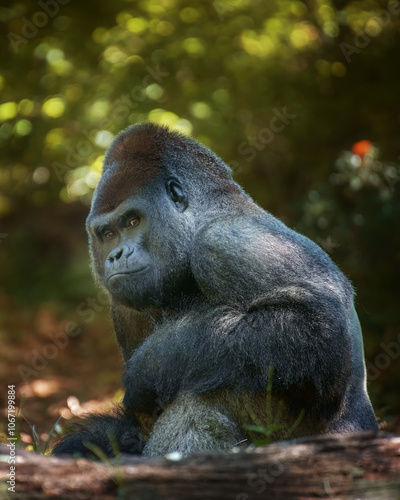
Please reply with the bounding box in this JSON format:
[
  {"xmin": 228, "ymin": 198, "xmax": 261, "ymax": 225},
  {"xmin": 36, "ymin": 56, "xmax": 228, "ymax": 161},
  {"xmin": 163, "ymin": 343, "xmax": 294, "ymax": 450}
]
[{"xmin": 108, "ymin": 248, "xmax": 123, "ymax": 263}]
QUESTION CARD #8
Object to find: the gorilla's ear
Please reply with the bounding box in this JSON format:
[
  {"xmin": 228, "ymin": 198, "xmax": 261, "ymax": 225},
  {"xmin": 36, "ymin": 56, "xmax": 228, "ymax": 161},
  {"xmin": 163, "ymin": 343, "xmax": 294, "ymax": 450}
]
[{"xmin": 166, "ymin": 177, "xmax": 188, "ymax": 212}]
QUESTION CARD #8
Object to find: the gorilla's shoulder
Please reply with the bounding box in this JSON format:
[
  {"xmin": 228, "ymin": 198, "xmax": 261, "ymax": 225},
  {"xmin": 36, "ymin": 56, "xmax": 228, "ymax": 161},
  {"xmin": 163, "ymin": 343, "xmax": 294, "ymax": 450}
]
[{"xmin": 191, "ymin": 210, "xmax": 353, "ymax": 307}]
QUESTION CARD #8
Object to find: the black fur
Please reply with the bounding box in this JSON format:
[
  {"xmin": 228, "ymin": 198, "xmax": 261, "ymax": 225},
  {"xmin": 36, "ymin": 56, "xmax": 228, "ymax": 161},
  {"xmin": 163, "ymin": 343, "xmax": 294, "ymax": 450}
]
[
  {"xmin": 53, "ymin": 123, "xmax": 377, "ymax": 458},
  {"xmin": 53, "ymin": 406, "xmax": 144, "ymax": 458}
]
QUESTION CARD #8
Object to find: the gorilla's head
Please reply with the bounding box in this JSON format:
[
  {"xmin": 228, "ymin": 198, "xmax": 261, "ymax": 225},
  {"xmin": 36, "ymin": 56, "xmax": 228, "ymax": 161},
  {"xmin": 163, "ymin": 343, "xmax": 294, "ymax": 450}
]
[{"xmin": 86, "ymin": 123, "xmax": 247, "ymax": 309}]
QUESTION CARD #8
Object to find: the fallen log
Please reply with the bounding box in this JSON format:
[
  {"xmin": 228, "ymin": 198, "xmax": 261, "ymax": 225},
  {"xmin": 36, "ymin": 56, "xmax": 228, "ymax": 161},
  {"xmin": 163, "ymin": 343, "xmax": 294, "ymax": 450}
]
[{"xmin": 1, "ymin": 431, "xmax": 399, "ymax": 499}]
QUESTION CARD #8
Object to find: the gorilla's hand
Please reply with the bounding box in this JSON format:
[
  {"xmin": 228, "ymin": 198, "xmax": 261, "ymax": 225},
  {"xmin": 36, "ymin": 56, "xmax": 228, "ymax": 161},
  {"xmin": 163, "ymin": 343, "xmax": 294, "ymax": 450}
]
[{"xmin": 52, "ymin": 406, "xmax": 144, "ymax": 458}]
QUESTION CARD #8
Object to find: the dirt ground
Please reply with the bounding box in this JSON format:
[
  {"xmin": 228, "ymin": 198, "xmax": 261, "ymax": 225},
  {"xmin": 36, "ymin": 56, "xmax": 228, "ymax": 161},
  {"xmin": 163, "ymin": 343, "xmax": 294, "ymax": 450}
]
[{"xmin": 0, "ymin": 294, "xmax": 123, "ymax": 452}]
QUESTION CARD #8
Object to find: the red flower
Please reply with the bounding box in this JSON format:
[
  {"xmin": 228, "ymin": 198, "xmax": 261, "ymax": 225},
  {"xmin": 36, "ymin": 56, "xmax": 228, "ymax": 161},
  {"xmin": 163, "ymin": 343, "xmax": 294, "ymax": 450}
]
[{"xmin": 352, "ymin": 140, "xmax": 373, "ymax": 158}]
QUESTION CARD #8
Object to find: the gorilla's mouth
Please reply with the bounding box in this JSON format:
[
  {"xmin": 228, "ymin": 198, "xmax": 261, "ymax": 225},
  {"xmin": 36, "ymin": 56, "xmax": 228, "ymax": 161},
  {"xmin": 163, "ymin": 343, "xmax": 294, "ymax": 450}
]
[{"xmin": 107, "ymin": 267, "xmax": 149, "ymax": 282}]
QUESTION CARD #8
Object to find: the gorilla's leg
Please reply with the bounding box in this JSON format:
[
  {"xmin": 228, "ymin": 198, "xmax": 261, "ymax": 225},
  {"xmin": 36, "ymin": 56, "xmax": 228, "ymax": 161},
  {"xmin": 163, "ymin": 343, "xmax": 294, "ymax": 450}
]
[
  {"xmin": 143, "ymin": 393, "xmax": 244, "ymax": 457},
  {"xmin": 52, "ymin": 406, "xmax": 144, "ymax": 459}
]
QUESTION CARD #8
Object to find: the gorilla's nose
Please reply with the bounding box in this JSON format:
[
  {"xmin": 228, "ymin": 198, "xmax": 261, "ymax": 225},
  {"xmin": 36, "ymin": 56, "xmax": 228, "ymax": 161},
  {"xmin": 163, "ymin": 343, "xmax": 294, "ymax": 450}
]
[{"xmin": 107, "ymin": 247, "xmax": 124, "ymax": 264}]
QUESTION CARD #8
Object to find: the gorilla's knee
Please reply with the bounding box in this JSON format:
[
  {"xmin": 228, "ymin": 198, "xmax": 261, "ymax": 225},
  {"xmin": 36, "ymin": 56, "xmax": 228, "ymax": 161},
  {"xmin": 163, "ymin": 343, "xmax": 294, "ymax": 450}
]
[{"xmin": 143, "ymin": 393, "xmax": 244, "ymax": 457}]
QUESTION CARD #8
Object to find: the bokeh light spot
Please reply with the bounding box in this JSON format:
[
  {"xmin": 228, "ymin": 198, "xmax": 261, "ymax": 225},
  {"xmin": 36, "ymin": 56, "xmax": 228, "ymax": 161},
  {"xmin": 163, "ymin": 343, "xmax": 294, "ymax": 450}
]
[
  {"xmin": 33, "ymin": 167, "xmax": 50, "ymax": 184},
  {"xmin": 179, "ymin": 7, "xmax": 201, "ymax": 23},
  {"xmin": 127, "ymin": 17, "xmax": 148, "ymax": 34},
  {"xmin": 190, "ymin": 102, "xmax": 212, "ymax": 119},
  {"xmin": 182, "ymin": 38, "xmax": 205, "ymax": 57},
  {"xmin": 145, "ymin": 84, "xmax": 164, "ymax": 100},
  {"xmin": 95, "ymin": 130, "xmax": 114, "ymax": 148},
  {"xmin": 0, "ymin": 102, "xmax": 18, "ymax": 121},
  {"xmin": 42, "ymin": 96, "xmax": 66, "ymax": 118},
  {"xmin": 331, "ymin": 61, "xmax": 346, "ymax": 77},
  {"xmin": 14, "ymin": 119, "xmax": 32, "ymax": 136}
]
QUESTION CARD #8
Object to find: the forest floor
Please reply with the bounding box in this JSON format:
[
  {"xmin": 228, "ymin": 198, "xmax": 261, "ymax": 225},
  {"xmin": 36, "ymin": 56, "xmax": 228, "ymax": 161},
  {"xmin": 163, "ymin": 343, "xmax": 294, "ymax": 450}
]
[{"xmin": 0, "ymin": 294, "xmax": 122, "ymax": 452}]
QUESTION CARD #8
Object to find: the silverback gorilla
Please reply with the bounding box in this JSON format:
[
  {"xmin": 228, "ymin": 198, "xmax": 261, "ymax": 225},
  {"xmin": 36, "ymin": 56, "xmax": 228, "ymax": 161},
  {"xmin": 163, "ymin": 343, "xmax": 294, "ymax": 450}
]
[{"xmin": 53, "ymin": 123, "xmax": 377, "ymax": 458}]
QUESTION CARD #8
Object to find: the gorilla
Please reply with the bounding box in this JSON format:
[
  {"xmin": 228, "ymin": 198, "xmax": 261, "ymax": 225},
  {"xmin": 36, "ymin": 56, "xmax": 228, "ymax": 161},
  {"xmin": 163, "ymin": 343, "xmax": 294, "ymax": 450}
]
[{"xmin": 53, "ymin": 123, "xmax": 377, "ymax": 458}]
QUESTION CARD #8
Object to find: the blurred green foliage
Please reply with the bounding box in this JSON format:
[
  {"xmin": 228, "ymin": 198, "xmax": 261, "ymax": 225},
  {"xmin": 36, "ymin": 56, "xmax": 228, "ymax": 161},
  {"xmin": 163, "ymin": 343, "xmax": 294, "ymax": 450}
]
[{"xmin": 0, "ymin": 0, "xmax": 399, "ymax": 418}]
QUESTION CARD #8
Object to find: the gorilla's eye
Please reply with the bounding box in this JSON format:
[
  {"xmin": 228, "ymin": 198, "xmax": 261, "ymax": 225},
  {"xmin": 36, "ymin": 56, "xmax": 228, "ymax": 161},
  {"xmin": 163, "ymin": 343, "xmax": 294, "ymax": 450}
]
[
  {"xmin": 103, "ymin": 228, "xmax": 116, "ymax": 240},
  {"xmin": 128, "ymin": 217, "xmax": 140, "ymax": 228}
]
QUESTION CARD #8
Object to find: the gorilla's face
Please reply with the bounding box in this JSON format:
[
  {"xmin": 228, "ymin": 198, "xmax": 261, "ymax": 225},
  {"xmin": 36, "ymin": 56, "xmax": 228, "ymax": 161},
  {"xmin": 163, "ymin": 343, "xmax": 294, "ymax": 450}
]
[{"xmin": 86, "ymin": 177, "xmax": 194, "ymax": 309}]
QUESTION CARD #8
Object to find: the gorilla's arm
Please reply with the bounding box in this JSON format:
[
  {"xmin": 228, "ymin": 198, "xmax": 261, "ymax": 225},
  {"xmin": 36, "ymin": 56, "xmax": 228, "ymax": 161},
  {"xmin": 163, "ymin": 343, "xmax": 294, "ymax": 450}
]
[
  {"xmin": 123, "ymin": 215, "xmax": 353, "ymax": 419},
  {"xmin": 111, "ymin": 302, "xmax": 161, "ymax": 361},
  {"xmin": 123, "ymin": 287, "xmax": 351, "ymax": 418}
]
